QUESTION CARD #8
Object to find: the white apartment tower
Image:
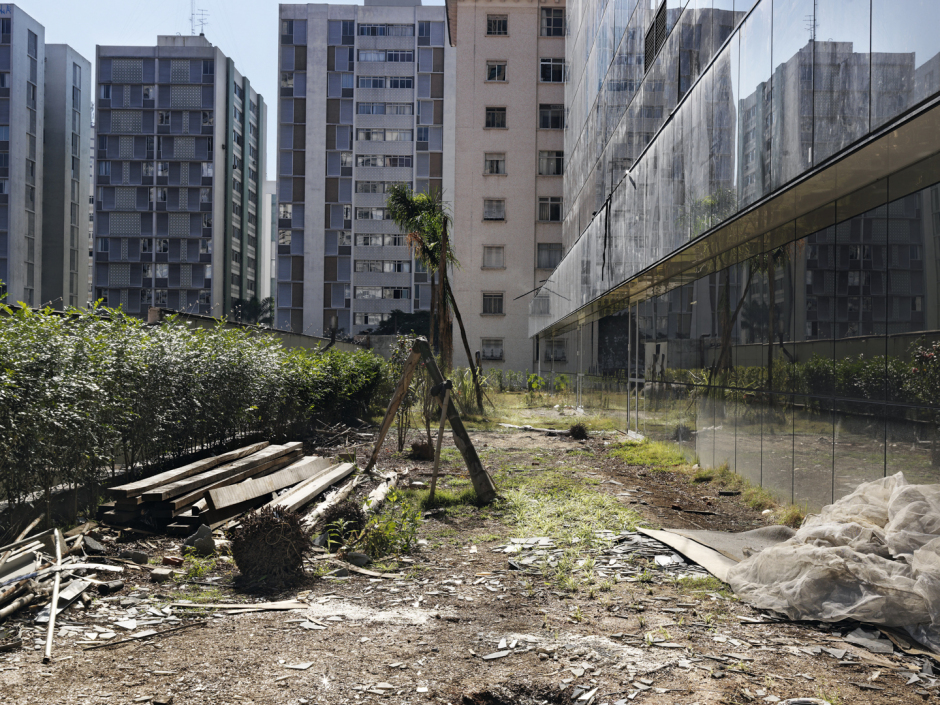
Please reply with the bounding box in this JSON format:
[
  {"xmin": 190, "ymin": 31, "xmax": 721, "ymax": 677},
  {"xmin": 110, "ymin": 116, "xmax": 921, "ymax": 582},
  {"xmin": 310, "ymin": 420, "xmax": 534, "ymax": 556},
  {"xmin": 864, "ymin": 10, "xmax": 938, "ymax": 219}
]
[
  {"xmin": 446, "ymin": 0, "xmax": 566, "ymax": 373},
  {"xmin": 276, "ymin": 0, "xmax": 454, "ymax": 336},
  {"xmin": 0, "ymin": 5, "xmax": 91, "ymax": 309}
]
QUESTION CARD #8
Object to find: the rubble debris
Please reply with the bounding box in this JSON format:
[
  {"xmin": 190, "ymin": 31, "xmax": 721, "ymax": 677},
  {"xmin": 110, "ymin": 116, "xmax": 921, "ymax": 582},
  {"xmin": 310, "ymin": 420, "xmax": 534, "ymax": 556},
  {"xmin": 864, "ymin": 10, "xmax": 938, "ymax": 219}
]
[
  {"xmin": 81, "ymin": 621, "xmax": 207, "ymax": 651},
  {"xmin": 183, "ymin": 524, "xmax": 215, "ymax": 557},
  {"xmin": 228, "ymin": 506, "xmax": 310, "ymax": 586}
]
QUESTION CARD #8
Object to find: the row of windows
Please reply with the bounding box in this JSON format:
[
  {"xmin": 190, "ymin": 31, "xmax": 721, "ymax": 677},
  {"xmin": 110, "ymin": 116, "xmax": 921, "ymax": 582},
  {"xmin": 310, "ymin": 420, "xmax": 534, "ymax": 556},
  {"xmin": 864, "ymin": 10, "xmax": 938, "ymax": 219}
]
[
  {"xmin": 482, "ymin": 197, "xmax": 563, "ymax": 222},
  {"xmin": 352, "ymin": 233, "xmax": 407, "ymax": 247},
  {"xmin": 354, "ymin": 286, "xmax": 410, "ymax": 299},
  {"xmin": 356, "ymin": 76, "xmax": 413, "ymax": 89},
  {"xmin": 354, "ymin": 260, "xmax": 412, "ymax": 273},
  {"xmin": 358, "ymin": 50, "xmax": 413, "ymax": 63},
  {"xmin": 98, "ymin": 161, "xmax": 214, "ymax": 179},
  {"xmin": 355, "ymin": 181, "xmax": 402, "ymax": 194},
  {"xmin": 481, "ymin": 243, "xmax": 563, "ymax": 270},
  {"xmin": 485, "ymin": 58, "xmax": 565, "ymax": 83},
  {"xmin": 480, "ymin": 336, "xmax": 566, "ymax": 362},
  {"xmin": 356, "ymin": 102, "xmax": 414, "ymax": 115},
  {"xmin": 355, "ymin": 155, "xmax": 413, "ymax": 168},
  {"xmin": 485, "ymin": 105, "xmax": 564, "ymax": 129},
  {"xmin": 484, "ymin": 151, "xmax": 564, "ymax": 176},
  {"xmin": 98, "ymin": 238, "xmax": 212, "ymax": 255},
  {"xmin": 358, "ymin": 24, "xmax": 415, "ymax": 37},
  {"xmin": 485, "ymin": 9, "xmax": 565, "ymax": 37},
  {"xmin": 356, "ymin": 128, "xmax": 412, "ymax": 142}
]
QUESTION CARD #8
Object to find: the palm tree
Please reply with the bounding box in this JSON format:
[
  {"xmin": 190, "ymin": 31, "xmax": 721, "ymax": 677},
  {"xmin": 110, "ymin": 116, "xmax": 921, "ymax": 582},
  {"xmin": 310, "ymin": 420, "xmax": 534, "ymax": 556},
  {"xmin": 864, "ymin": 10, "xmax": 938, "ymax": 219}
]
[
  {"xmin": 386, "ymin": 184, "xmax": 485, "ymax": 413},
  {"xmin": 232, "ymin": 296, "xmax": 275, "ymax": 327}
]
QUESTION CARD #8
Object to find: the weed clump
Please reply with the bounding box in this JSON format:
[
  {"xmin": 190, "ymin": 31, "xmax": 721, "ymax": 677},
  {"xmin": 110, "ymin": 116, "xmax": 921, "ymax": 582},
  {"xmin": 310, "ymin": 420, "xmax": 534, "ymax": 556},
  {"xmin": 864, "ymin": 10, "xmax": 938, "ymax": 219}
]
[
  {"xmin": 568, "ymin": 422, "xmax": 589, "ymax": 440},
  {"xmin": 608, "ymin": 439, "xmax": 688, "ymax": 467},
  {"xmin": 228, "ymin": 506, "xmax": 311, "ymax": 587}
]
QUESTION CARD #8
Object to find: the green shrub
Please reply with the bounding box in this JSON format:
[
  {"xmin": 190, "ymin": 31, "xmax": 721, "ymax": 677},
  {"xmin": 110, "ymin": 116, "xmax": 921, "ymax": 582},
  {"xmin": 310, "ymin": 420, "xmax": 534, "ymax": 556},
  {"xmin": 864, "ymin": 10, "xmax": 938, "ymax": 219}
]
[{"xmin": 0, "ymin": 304, "xmax": 384, "ymax": 524}]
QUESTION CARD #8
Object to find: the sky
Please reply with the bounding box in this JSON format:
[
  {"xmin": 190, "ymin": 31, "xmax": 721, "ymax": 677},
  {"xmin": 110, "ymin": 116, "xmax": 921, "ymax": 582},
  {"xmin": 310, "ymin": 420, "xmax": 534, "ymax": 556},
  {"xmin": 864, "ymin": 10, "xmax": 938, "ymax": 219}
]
[{"xmin": 20, "ymin": 0, "xmax": 443, "ymax": 181}]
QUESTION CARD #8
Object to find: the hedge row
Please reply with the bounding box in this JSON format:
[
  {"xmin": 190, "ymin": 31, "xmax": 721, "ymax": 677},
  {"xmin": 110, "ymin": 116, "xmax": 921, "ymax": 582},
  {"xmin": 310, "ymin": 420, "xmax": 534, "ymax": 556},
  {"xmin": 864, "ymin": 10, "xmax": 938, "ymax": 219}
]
[{"xmin": 0, "ymin": 305, "xmax": 385, "ymax": 517}]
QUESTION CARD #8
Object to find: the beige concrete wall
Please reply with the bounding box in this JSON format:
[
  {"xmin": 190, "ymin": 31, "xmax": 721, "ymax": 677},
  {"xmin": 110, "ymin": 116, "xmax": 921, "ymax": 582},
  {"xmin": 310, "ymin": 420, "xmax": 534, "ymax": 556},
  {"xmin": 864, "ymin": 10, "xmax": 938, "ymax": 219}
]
[{"xmin": 449, "ymin": 0, "xmax": 565, "ymax": 375}]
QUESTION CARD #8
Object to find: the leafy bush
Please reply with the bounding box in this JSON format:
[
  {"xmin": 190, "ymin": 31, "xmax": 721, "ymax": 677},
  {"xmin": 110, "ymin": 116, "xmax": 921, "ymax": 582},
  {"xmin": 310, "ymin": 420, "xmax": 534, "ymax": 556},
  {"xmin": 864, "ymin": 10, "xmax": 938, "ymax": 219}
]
[{"xmin": 0, "ymin": 304, "xmax": 384, "ymax": 523}]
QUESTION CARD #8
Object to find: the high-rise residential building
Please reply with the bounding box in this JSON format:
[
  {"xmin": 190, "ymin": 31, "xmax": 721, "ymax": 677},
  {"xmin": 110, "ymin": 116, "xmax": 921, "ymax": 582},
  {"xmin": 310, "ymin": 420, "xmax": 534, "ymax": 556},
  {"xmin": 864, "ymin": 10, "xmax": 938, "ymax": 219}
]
[
  {"xmin": 276, "ymin": 0, "xmax": 453, "ymax": 337},
  {"xmin": 41, "ymin": 45, "xmax": 92, "ymax": 309},
  {"xmin": 446, "ymin": 0, "xmax": 566, "ymax": 373},
  {"xmin": 0, "ymin": 5, "xmax": 90, "ymax": 309},
  {"xmin": 264, "ymin": 179, "xmax": 276, "ymax": 307},
  {"xmin": 93, "ymin": 35, "xmax": 267, "ymax": 317},
  {"xmin": 532, "ymin": 0, "xmax": 940, "ymax": 506}
]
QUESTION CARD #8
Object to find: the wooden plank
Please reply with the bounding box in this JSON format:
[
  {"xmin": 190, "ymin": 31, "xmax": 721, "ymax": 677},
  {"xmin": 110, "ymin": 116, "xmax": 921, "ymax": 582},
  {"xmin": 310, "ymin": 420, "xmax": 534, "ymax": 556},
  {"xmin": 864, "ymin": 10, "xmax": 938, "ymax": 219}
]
[
  {"xmin": 207, "ymin": 456, "xmax": 333, "ymax": 511},
  {"xmin": 364, "ymin": 349, "xmax": 422, "ymax": 474},
  {"xmin": 108, "ymin": 442, "xmax": 269, "ymax": 498},
  {"xmin": 161, "ymin": 450, "xmax": 302, "ymax": 511},
  {"xmin": 264, "ymin": 463, "xmax": 356, "ymax": 513},
  {"xmin": 141, "ymin": 443, "xmax": 301, "ymax": 502},
  {"xmin": 412, "ymin": 338, "xmax": 497, "ymax": 503}
]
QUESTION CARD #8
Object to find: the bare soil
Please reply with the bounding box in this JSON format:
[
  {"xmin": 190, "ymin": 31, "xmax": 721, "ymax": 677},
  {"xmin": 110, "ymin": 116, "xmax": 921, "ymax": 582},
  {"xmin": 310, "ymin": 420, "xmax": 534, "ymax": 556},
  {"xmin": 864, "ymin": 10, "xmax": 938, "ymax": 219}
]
[{"xmin": 0, "ymin": 429, "xmax": 933, "ymax": 705}]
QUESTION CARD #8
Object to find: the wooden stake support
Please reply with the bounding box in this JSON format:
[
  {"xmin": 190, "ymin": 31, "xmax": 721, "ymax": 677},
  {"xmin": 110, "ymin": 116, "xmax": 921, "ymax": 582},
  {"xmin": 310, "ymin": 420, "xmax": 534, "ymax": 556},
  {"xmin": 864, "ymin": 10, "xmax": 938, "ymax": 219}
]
[{"xmin": 364, "ymin": 337, "xmax": 496, "ymax": 503}]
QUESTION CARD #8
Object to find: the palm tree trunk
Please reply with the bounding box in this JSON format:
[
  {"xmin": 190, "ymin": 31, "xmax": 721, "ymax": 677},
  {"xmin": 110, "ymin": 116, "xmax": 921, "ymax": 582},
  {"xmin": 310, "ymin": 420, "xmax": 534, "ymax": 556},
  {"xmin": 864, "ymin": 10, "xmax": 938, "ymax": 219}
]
[
  {"xmin": 445, "ymin": 279, "xmax": 484, "ymax": 414},
  {"xmin": 428, "ymin": 279, "xmax": 436, "ymax": 350},
  {"xmin": 439, "ymin": 220, "xmax": 451, "ymax": 369}
]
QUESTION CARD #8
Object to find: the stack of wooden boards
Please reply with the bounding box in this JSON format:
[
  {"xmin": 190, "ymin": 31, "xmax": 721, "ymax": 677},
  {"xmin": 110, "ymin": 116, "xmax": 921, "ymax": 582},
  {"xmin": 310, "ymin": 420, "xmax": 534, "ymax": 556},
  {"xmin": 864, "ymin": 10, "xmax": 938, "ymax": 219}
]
[{"xmin": 100, "ymin": 442, "xmax": 357, "ymax": 535}]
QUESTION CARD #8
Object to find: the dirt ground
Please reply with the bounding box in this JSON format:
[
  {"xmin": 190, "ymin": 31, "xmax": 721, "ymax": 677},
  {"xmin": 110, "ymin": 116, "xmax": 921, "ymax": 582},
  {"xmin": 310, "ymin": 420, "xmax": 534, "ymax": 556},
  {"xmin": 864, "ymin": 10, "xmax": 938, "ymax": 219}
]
[{"xmin": 0, "ymin": 428, "xmax": 935, "ymax": 705}]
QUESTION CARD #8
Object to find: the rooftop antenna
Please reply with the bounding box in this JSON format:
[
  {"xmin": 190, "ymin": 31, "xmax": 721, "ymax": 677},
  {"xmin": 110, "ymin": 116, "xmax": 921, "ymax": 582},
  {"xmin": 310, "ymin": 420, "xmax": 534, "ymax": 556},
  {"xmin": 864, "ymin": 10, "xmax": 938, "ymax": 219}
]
[{"xmin": 190, "ymin": 1, "xmax": 209, "ymax": 35}]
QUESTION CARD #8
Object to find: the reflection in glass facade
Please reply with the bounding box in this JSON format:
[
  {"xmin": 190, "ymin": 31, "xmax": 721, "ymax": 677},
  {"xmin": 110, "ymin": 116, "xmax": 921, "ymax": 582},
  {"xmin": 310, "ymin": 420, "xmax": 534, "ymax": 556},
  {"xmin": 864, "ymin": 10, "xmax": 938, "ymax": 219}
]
[{"xmin": 532, "ymin": 0, "xmax": 940, "ymax": 507}]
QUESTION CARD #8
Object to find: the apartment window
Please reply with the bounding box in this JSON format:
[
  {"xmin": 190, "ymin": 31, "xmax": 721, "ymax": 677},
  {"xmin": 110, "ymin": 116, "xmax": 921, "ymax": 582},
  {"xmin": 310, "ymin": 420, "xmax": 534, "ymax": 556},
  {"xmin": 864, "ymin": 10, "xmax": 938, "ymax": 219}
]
[
  {"xmin": 355, "ymin": 234, "xmax": 383, "ymax": 246},
  {"xmin": 357, "ymin": 128, "xmax": 384, "ymax": 141},
  {"xmin": 388, "ymin": 77, "xmax": 413, "ymax": 89},
  {"xmin": 484, "ymin": 153, "xmax": 505, "ymax": 175},
  {"xmin": 538, "ymin": 197, "xmax": 563, "ymax": 221},
  {"xmin": 156, "ymin": 188, "xmax": 168, "ymax": 202},
  {"xmin": 100, "ymin": 84, "xmax": 112, "ymax": 100},
  {"xmin": 384, "ymin": 234, "xmax": 406, "ymax": 246},
  {"xmin": 141, "ymin": 238, "xmax": 153, "ymax": 254},
  {"xmin": 27, "ymin": 30, "xmax": 37, "ymax": 58},
  {"xmin": 355, "ymin": 260, "xmax": 383, "ymax": 273},
  {"xmin": 356, "ymin": 207, "xmax": 390, "ymax": 220},
  {"xmin": 386, "ymin": 51, "xmax": 413, "ymax": 62},
  {"xmin": 538, "ymin": 150, "xmax": 564, "ymax": 175},
  {"xmin": 158, "ymin": 111, "xmax": 170, "ymax": 125},
  {"xmin": 483, "ymin": 245, "xmax": 505, "ymax": 269},
  {"xmin": 539, "ymin": 104, "xmax": 564, "ymax": 129},
  {"xmin": 157, "ymin": 162, "xmax": 169, "ymax": 176},
  {"xmin": 357, "ymin": 102, "xmax": 385, "ymax": 115},
  {"xmin": 541, "ymin": 8, "xmax": 565, "ymax": 37},
  {"xmin": 280, "ymin": 72, "xmax": 294, "ymax": 89},
  {"xmin": 203, "ymin": 60, "xmax": 214, "ymax": 75},
  {"xmin": 386, "ymin": 103, "xmax": 413, "ymax": 115},
  {"xmin": 486, "ymin": 15, "xmax": 508, "ymax": 36},
  {"xmin": 537, "ymin": 243, "xmax": 563, "ymax": 269},
  {"xmin": 385, "ymin": 130, "xmax": 412, "ymax": 142},
  {"xmin": 358, "ymin": 76, "xmax": 385, "ymax": 89},
  {"xmin": 545, "ymin": 339, "xmax": 567, "ymax": 362},
  {"xmin": 155, "ymin": 263, "xmax": 169, "ymax": 278},
  {"xmin": 486, "ymin": 61, "xmax": 506, "ymax": 82},
  {"xmin": 383, "ymin": 261, "xmax": 411, "ymax": 273},
  {"xmin": 200, "ymin": 188, "xmax": 211, "ymax": 203},
  {"xmin": 485, "ymin": 107, "xmax": 506, "ymax": 128},
  {"xmin": 0, "ymin": 73, "xmax": 7, "ymax": 88},
  {"xmin": 98, "ymin": 161, "xmax": 110, "ymax": 176},
  {"xmin": 143, "ymin": 85, "xmax": 155, "ymax": 100},
  {"xmin": 97, "ymin": 238, "xmax": 109, "ymax": 252},
  {"xmin": 481, "ymin": 338, "xmax": 504, "ymax": 361},
  {"xmin": 540, "ymin": 58, "xmax": 565, "ymax": 83},
  {"xmin": 155, "ymin": 239, "xmax": 169, "ymax": 253},
  {"xmin": 483, "ymin": 199, "xmax": 505, "ymax": 221},
  {"xmin": 482, "ymin": 293, "xmax": 504, "ymax": 315}
]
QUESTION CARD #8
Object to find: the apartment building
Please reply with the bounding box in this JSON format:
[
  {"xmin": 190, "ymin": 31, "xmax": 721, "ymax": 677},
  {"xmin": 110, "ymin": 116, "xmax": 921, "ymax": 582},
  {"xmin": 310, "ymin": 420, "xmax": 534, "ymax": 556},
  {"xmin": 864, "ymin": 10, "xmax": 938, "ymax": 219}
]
[
  {"xmin": 276, "ymin": 0, "xmax": 453, "ymax": 337},
  {"xmin": 0, "ymin": 5, "xmax": 91, "ymax": 309},
  {"xmin": 42, "ymin": 44, "xmax": 91, "ymax": 309},
  {"xmin": 445, "ymin": 0, "xmax": 566, "ymax": 372},
  {"xmin": 93, "ymin": 34, "xmax": 267, "ymax": 317}
]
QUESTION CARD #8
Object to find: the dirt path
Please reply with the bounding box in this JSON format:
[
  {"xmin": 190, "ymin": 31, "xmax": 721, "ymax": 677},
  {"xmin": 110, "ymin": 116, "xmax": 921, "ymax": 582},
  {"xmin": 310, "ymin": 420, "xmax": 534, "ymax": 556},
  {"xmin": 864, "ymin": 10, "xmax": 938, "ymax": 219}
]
[{"xmin": 0, "ymin": 429, "xmax": 931, "ymax": 705}]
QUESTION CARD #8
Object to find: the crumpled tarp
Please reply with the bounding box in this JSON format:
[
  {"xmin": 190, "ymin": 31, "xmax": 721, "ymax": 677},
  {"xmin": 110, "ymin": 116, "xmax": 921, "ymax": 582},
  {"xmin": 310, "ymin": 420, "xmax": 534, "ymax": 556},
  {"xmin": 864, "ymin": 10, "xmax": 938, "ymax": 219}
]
[{"xmin": 727, "ymin": 472, "xmax": 940, "ymax": 652}]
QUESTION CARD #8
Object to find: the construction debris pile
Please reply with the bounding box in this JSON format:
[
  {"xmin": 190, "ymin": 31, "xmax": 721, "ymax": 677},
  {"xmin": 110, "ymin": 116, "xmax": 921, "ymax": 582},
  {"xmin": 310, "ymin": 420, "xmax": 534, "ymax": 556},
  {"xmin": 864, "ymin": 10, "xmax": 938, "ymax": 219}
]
[{"xmin": 99, "ymin": 442, "xmax": 356, "ymax": 535}]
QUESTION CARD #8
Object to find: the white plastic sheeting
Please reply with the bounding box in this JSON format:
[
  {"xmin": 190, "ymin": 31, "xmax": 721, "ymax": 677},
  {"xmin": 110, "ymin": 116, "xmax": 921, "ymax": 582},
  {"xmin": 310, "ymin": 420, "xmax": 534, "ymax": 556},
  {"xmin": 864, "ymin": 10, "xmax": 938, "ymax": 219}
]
[{"xmin": 727, "ymin": 472, "xmax": 940, "ymax": 652}]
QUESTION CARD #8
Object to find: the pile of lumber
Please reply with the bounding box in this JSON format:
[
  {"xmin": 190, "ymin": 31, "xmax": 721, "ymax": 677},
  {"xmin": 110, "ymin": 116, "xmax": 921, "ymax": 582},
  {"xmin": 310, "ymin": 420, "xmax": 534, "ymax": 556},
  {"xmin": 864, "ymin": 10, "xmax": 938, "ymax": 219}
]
[{"xmin": 100, "ymin": 442, "xmax": 357, "ymax": 535}]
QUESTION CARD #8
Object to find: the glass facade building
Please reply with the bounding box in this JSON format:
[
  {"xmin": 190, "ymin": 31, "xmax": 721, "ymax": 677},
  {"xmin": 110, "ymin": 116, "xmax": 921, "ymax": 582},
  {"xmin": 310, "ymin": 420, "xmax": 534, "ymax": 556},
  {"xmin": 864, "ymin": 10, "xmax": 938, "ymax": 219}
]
[{"xmin": 531, "ymin": 0, "xmax": 940, "ymax": 507}]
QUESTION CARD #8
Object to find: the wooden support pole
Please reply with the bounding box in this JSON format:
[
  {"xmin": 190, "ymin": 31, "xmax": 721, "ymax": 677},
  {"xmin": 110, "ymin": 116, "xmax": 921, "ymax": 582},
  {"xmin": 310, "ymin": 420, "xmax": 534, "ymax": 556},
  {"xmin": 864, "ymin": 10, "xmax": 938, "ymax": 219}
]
[
  {"xmin": 412, "ymin": 338, "xmax": 497, "ymax": 503},
  {"xmin": 364, "ymin": 348, "xmax": 422, "ymax": 475},
  {"xmin": 42, "ymin": 529, "xmax": 63, "ymax": 664},
  {"xmin": 428, "ymin": 388, "xmax": 450, "ymax": 505}
]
